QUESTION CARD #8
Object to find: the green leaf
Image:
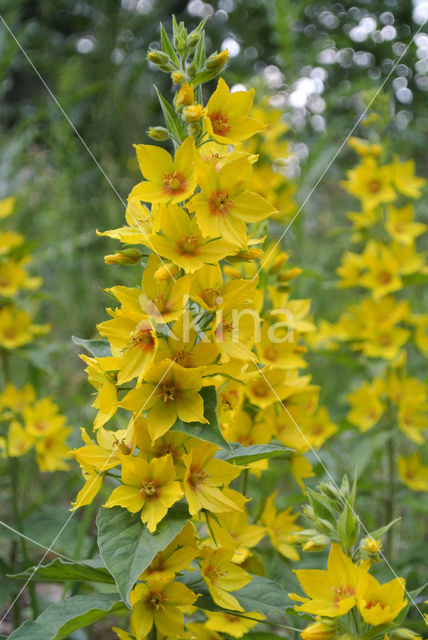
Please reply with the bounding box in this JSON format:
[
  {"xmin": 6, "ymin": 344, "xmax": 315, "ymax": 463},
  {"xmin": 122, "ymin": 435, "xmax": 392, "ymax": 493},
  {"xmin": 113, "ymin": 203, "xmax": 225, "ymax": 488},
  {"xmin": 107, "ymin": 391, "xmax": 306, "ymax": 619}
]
[
  {"xmin": 8, "ymin": 594, "xmax": 125, "ymax": 640},
  {"xmin": 97, "ymin": 502, "xmax": 190, "ymax": 605},
  {"xmin": 72, "ymin": 335, "xmax": 111, "ymax": 358},
  {"xmin": 154, "ymin": 85, "xmax": 186, "ymax": 144},
  {"xmin": 217, "ymin": 442, "xmax": 292, "ymax": 465},
  {"xmin": 193, "ymin": 30, "xmax": 206, "ymax": 71},
  {"xmin": 172, "ymin": 385, "xmax": 231, "ymax": 450},
  {"xmin": 9, "ymin": 557, "xmax": 114, "ymax": 584},
  {"xmin": 183, "ymin": 572, "xmax": 291, "ymax": 615},
  {"xmin": 160, "ymin": 22, "xmax": 180, "ymax": 67}
]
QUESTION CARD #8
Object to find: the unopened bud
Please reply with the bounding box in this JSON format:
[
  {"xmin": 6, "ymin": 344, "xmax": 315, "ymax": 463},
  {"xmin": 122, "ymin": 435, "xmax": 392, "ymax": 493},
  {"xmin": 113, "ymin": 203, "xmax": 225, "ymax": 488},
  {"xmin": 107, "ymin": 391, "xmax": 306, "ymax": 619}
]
[
  {"xmin": 301, "ymin": 621, "xmax": 336, "ymax": 640},
  {"xmin": 206, "ymin": 49, "xmax": 230, "ymax": 69},
  {"xmin": 279, "ymin": 266, "xmax": 302, "ymax": 282},
  {"xmin": 183, "ymin": 104, "xmax": 205, "ymax": 123},
  {"xmin": 390, "ymin": 629, "xmax": 422, "ymax": 640},
  {"xmin": 147, "ymin": 126, "xmax": 169, "ymax": 141},
  {"xmin": 154, "ymin": 262, "xmax": 180, "ymax": 282},
  {"xmin": 172, "ymin": 70, "xmax": 187, "ymax": 85},
  {"xmin": 360, "ymin": 536, "xmax": 382, "ymax": 563},
  {"xmin": 268, "ymin": 252, "xmax": 288, "ymax": 275},
  {"xmin": 174, "ymin": 83, "xmax": 194, "ymax": 110},
  {"xmin": 104, "ymin": 249, "xmax": 143, "ymax": 265},
  {"xmin": 303, "ymin": 535, "xmax": 330, "ymax": 552},
  {"xmin": 187, "ymin": 121, "xmax": 202, "ymax": 137},
  {"xmin": 147, "ymin": 50, "xmax": 170, "ymax": 66},
  {"xmin": 318, "ymin": 482, "xmax": 341, "ymax": 501},
  {"xmin": 187, "ymin": 31, "xmax": 200, "ymax": 48}
]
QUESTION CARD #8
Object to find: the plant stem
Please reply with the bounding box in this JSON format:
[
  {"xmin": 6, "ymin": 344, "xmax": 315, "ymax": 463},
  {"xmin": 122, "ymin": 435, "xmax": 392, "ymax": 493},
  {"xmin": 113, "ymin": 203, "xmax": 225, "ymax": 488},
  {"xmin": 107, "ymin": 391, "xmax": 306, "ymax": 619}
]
[
  {"xmin": 9, "ymin": 456, "xmax": 39, "ymax": 618},
  {"xmin": 240, "ymin": 468, "xmax": 249, "ymax": 497},
  {"xmin": 73, "ymin": 499, "xmax": 96, "ymax": 561},
  {"xmin": 385, "ymin": 434, "xmax": 395, "ymax": 558}
]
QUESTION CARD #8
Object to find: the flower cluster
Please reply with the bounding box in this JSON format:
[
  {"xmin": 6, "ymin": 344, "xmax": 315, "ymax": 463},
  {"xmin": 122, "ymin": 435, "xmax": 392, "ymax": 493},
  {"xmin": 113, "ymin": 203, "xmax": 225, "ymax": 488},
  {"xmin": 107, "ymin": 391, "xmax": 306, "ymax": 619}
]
[
  {"xmin": 0, "ymin": 197, "xmax": 70, "ymax": 471},
  {"xmin": 309, "ymin": 138, "xmax": 428, "ymax": 491},
  {"xmin": 71, "ymin": 18, "xmax": 338, "ymax": 639}
]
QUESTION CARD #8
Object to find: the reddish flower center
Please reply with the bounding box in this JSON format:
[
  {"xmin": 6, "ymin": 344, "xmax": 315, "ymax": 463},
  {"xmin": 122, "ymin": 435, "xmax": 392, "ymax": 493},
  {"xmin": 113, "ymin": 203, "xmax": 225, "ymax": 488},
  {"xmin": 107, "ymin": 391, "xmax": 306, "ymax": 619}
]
[
  {"xmin": 208, "ymin": 190, "xmax": 234, "ymax": 217},
  {"xmin": 378, "ymin": 271, "xmax": 392, "ymax": 285},
  {"xmin": 140, "ymin": 479, "xmax": 159, "ymax": 499},
  {"xmin": 209, "ymin": 111, "xmax": 231, "ymax": 136},
  {"xmin": 368, "ymin": 179, "xmax": 382, "ymax": 193},
  {"xmin": 159, "ymin": 383, "xmax": 177, "ymax": 403},
  {"xmin": 163, "ymin": 170, "xmax": 187, "ymax": 196},
  {"xmin": 131, "ymin": 326, "xmax": 155, "ymax": 351}
]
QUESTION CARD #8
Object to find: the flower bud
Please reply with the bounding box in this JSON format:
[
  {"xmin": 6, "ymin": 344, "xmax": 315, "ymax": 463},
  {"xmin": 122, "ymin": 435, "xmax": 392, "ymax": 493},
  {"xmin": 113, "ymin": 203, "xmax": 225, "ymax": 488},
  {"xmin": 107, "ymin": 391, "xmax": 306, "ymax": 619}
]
[
  {"xmin": 206, "ymin": 49, "xmax": 230, "ymax": 69},
  {"xmin": 301, "ymin": 621, "xmax": 335, "ymax": 640},
  {"xmin": 360, "ymin": 536, "xmax": 382, "ymax": 563},
  {"xmin": 279, "ymin": 266, "xmax": 302, "ymax": 282},
  {"xmin": 174, "ymin": 83, "xmax": 194, "ymax": 110},
  {"xmin": 104, "ymin": 249, "xmax": 143, "ymax": 265},
  {"xmin": 303, "ymin": 535, "xmax": 330, "ymax": 552},
  {"xmin": 390, "ymin": 629, "xmax": 422, "ymax": 640},
  {"xmin": 187, "ymin": 31, "xmax": 200, "ymax": 49},
  {"xmin": 147, "ymin": 50, "xmax": 170, "ymax": 66},
  {"xmin": 183, "ymin": 104, "xmax": 205, "ymax": 123},
  {"xmin": 171, "ymin": 70, "xmax": 187, "ymax": 85},
  {"xmin": 154, "ymin": 262, "xmax": 180, "ymax": 282},
  {"xmin": 147, "ymin": 126, "xmax": 169, "ymax": 141}
]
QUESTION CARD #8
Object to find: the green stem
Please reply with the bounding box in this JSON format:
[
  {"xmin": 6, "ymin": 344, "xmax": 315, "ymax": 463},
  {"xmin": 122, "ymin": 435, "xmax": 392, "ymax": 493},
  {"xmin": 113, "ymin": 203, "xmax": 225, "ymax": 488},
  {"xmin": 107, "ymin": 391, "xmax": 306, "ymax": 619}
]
[
  {"xmin": 9, "ymin": 456, "xmax": 39, "ymax": 618},
  {"xmin": 385, "ymin": 434, "xmax": 395, "ymax": 558}
]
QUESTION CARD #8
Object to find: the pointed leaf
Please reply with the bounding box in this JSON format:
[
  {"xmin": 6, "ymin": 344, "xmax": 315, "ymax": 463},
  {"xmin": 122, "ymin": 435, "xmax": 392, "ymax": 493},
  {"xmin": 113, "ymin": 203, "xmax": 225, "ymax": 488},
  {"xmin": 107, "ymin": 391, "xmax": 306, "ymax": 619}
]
[
  {"xmin": 217, "ymin": 442, "xmax": 292, "ymax": 465},
  {"xmin": 8, "ymin": 594, "xmax": 125, "ymax": 640},
  {"xmin": 160, "ymin": 23, "xmax": 179, "ymax": 66},
  {"xmin": 9, "ymin": 557, "xmax": 114, "ymax": 584},
  {"xmin": 154, "ymin": 86, "xmax": 186, "ymax": 144},
  {"xmin": 72, "ymin": 335, "xmax": 111, "ymax": 358},
  {"xmin": 97, "ymin": 502, "xmax": 190, "ymax": 605}
]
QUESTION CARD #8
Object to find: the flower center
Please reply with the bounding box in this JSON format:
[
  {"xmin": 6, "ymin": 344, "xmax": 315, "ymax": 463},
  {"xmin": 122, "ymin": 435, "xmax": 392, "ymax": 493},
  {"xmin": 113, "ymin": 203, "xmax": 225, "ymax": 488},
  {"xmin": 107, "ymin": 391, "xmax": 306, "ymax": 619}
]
[
  {"xmin": 140, "ymin": 479, "xmax": 159, "ymax": 498},
  {"xmin": 368, "ymin": 179, "xmax": 382, "ymax": 193},
  {"xmin": 131, "ymin": 326, "xmax": 155, "ymax": 351},
  {"xmin": 159, "ymin": 384, "xmax": 177, "ymax": 403},
  {"xmin": 188, "ymin": 465, "xmax": 208, "ymax": 487},
  {"xmin": 163, "ymin": 170, "xmax": 187, "ymax": 196},
  {"xmin": 208, "ymin": 190, "xmax": 234, "ymax": 217},
  {"xmin": 251, "ymin": 381, "xmax": 269, "ymax": 397},
  {"xmin": 366, "ymin": 599, "xmax": 386, "ymax": 610},
  {"xmin": 332, "ymin": 585, "xmax": 356, "ymax": 604},
  {"xmin": 378, "ymin": 271, "xmax": 392, "ymax": 285},
  {"xmin": 177, "ymin": 235, "xmax": 200, "ymax": 255},
  {"xmin": 146, "ymin": 590, "xmax": 166, "ymax": 610},
  {"xmin": 209, "ymin": 111, "xmax": 231, "ymax": 137},
  {"xmin": 203, "ymin": 564, "xmax": 227, "ymax": 583},
  {"xmin": 201, "ymin": 287, "xmax": 221, "ymax": 308}
]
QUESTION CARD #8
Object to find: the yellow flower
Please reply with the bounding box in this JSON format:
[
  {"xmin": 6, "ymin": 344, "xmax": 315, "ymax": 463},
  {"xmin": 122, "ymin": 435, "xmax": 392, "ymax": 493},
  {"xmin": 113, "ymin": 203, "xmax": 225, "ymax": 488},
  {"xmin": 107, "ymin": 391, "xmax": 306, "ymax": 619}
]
[
  {"xmin": 182, "ymin": 441, "xmax": 242, "ymax": 515},
  {"xmin": 71, "ymin": 462, "xmax": 105, "ymax": 511},
  {"xmin": 149, "ymin": 204, "xmax": 235, "ymax": 273},
  {"xmin": 357, "ymin": 573, "xmax": 407, "ymax": 625},
  {"xmin": 2, "ymin": 420, "xmax": 34, "ymax": 457},
  {"xmin": 262, "ymin": 491, "xmax": 301, "ymax": 561},
  {"xmin": 155, "ymin": 314, "xmax": 218, "ymax": 369},
  {"xmin": 347, "ymin": 379, "xmax": 384, "ymax": 432},
  {"xmin": 386, "ymin": 204, "xmax": 427, "ymax": 245},
  {"xmin": 290, "ymin": 543, "xmax": 369, "ymax": 617},
  {"xmin": 129, "ymin": 577, "xmax": 198, "ymax": 639},
  {"xmin": 97, "ymin": 305, "xmax": 158, "ymax": 385},
  {"xmin": 0, "ymin": 195, "xmax": 16, "ymax": 219},
  {"xmin": 398, "ymin": 452, "xmax": 428, "ymax": 491},
  {"xmin": 0, "ymin": 258, "xmax": 41, "ymax": 298},
  {"xmin": 205, "ymin": 78, "xmax": 265, "ymax": 145},
  {"xmin": 80, "ymin": 355, "xmax": 119, "ymax": 430},
  {"xmin": 205, "ymin": 610, "xmax": 264, "ymax": 637},
  {"xmin": 244, "ymin": 367, "xmax": 310, "ymax": 409},
  {"xmin": 24, "ymin": 397, "xmax": 67, "ymax": 438},
  {"xmin": 0, "ymin": 306, "xmax": 49, "ymax": 349},
  {"xmin": 341, "ymin": 156, "xmax": 396, "ymax": 211},
  {"xmin": 207, "ymin": 508, "xmax": 266, "ymax": 564},
  {"xmin": 104, "ymin": 453, "xmax": 183, "ymax": 532},
  {"xmin": 138, "ymin": 254, "xmax": 191, "ymax": 323},
  {"xmin": 142, "ymin": 522, "xmax": 199, "ymax": 581},
  {"xmin": 73, "ymin": 425, "xmax": 134, "ymax": 472},
  {"xmin": 201, "ymin": 546, "xmax": 251, "ymax": 611},
  {"xmin": 129, "ymin": 136, "xmax": 197, "ymax": 204},
  {"xmin": 187, "ymin": 157, "xmax": 276, "ymax": 246},
  {"xmin": 121, "ymin": 359, "xmax": 207, "ymax": 442},
  {"xmin": 392, "ymin": 156, "xmax": 425, "ymax": 199},
  {"xmin": 0, "ymin": 382, "xmax": 35, "ymax": 413},
  {"xmin": 97, "ymin": 200, "xmax": 153, "ymax": 245},
  {"xmin": 35, "ymin": 427, "xmax": 72, "ymax": 472}
]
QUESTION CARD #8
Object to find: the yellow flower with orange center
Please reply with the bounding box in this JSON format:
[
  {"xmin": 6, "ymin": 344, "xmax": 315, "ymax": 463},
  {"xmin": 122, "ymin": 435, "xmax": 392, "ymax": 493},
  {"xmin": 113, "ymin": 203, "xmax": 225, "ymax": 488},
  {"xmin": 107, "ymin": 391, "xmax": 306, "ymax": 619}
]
[{"xmin": 104, "ymin": 453, "xmax": 183, "ymax": 532}]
